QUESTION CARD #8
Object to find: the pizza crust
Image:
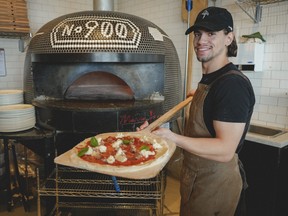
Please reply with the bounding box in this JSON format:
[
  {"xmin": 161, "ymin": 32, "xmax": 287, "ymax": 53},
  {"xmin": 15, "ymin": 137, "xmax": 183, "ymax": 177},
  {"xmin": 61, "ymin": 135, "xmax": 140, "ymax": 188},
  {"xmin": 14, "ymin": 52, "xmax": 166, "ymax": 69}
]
[{"xmin": 54, "ymin": 132, "xmax": 176, "ymax": 179}]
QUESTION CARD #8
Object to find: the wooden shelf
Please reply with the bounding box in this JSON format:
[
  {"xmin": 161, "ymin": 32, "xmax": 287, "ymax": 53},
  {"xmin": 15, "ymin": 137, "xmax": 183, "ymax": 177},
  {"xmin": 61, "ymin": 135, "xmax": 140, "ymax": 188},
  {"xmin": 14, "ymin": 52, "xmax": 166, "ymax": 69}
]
[{"xmin": 0, "ymin": 0, "xmax": 30, "ymax": 38}]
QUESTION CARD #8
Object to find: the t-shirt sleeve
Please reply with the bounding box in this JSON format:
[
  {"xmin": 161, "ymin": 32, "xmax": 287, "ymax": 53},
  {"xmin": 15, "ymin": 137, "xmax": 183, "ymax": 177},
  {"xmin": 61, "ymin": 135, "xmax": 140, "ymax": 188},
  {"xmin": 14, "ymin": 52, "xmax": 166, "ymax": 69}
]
[{"xmin": 212, "ymin": 75, "xmax": 253, "ymax": 123}]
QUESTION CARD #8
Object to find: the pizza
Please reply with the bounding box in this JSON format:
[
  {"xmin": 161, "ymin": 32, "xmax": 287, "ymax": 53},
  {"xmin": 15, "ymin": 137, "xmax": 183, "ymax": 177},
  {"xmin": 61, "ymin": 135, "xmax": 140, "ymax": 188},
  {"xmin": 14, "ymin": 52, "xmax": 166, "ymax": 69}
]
[
  {"xmin": 54, "ymin": 132, "xmax": 175, "ymax": 179},
  {"xmin": 74, "ymin": 133, "xmax": 167, "ymax": 166}
]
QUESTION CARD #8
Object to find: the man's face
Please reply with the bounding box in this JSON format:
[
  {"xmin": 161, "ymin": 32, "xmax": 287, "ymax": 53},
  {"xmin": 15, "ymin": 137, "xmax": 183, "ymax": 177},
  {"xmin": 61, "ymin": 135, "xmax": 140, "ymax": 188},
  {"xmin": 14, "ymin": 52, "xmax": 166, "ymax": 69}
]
[{"xmin": 193, "ymin": 29, "xmax": 230, "ymax": 63}]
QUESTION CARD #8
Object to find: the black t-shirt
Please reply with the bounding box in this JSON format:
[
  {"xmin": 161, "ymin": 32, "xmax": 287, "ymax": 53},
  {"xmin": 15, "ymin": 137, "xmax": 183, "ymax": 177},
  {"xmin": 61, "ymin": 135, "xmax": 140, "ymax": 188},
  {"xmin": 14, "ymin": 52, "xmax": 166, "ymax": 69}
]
[{"xmin": 199, "ymin": 63, "xmax": 255, "ymax": 152}]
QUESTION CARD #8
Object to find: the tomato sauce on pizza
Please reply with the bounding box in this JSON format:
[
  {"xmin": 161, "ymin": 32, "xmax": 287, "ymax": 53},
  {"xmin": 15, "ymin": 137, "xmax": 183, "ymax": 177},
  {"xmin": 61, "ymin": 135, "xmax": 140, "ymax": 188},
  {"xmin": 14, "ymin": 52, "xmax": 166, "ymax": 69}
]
[{"xmin": 76, "ymin": 134, "xmax": 163, "ymax": 166}]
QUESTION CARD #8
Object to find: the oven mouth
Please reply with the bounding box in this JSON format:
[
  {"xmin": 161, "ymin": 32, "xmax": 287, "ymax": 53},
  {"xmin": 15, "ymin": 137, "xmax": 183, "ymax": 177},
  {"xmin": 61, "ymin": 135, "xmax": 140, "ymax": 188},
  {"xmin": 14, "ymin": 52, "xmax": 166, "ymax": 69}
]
[
  {"xmin": 65, "ymin": 71, "xmax": 134, "ymax": 100},
  {"xmin": 31, "ymin": 53, "xmax": 165, "ymax": 102}
]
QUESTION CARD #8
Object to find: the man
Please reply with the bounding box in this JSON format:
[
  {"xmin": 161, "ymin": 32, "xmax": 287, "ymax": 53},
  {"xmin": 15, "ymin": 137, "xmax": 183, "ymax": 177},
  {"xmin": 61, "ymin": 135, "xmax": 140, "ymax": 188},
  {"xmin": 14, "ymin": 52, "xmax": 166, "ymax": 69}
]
[{"xmin": 139, "ymin": 6, "xmax": 255, "ymax": 216}]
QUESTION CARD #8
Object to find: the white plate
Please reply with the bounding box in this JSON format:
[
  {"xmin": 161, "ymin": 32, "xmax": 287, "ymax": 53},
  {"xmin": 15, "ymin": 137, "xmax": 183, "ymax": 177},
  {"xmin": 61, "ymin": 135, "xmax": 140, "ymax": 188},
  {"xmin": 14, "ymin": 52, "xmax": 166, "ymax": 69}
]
[
  {"xmin": 0, "ymin": 120, "xmax": 35, "ymax": 132},
  {"xmin": 0, "ymin": 89, "xmax": 23, "ymax": 95},
  {"xmin": 0, "ymin": 104, "xmax": 34, "ymax": 112},
  {"xmin": 0, "ymin": 90, "xmax": 23, "ymax": 106},
  {"xmin": 0, "ymin": 103, "xmax": 36, "ymax": 132}
]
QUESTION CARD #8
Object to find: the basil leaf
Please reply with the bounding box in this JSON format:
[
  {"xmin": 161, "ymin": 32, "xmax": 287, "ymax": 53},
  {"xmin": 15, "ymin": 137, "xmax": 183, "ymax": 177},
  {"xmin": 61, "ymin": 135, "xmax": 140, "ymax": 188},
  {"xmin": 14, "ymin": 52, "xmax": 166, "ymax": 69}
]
[
  {"xmin": 140, "ymin": 145, "xmax": 149, "ymax": 151},
  {"xmin": 78, "ymin": 147, "xmax": 89, "ymax": 157},
  {"xmin": 123, "ymin": 139, "xmax": 131, "ymax": 145},
  {"xmin": 90, "ymin": 137, "xmax": 98, "ymax": 147}
]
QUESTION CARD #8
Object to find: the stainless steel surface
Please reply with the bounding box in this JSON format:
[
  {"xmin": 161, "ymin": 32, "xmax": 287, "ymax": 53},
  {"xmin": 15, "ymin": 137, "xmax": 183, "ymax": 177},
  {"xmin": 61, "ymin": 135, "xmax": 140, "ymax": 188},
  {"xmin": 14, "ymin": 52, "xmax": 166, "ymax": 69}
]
[
  {"xmin": 248, "ymin": 124, "xmax": 286, "ymax": 137},
  {"xmin": 93, "ymin": 0, "xmax": 114, "ymax": 11},
  {"xmin": 37, "ymin": 166, "xmax": 166, "ymax": 215}
]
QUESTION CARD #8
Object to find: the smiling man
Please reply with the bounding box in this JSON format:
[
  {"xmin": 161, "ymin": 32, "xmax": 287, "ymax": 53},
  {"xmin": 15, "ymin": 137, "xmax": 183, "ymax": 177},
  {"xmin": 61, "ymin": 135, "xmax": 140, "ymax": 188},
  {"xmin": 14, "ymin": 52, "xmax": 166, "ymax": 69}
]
[{"xmin": 139, "ymin": 6, "xmax": 255, "ymax": 216}]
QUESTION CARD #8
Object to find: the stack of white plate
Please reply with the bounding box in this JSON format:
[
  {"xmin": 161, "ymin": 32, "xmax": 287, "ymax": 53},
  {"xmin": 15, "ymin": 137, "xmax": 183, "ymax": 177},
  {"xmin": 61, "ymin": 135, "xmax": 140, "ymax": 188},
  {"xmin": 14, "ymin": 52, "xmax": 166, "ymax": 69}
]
[
  {"xmin": 0, "ymin": 104, "xmax": 36, "ymax": 132},
  {"xmin": 0, "ymin": 90, "xmax": 23, "ymax": 106}
]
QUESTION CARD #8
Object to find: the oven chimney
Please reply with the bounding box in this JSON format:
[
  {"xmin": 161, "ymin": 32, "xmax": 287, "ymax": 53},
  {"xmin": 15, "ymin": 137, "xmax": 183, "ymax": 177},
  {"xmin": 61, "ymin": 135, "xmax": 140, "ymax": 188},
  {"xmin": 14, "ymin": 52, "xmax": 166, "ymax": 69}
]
[{"xmin": 93, "ymin": 0, "xmax": 114, "ymax": 11}]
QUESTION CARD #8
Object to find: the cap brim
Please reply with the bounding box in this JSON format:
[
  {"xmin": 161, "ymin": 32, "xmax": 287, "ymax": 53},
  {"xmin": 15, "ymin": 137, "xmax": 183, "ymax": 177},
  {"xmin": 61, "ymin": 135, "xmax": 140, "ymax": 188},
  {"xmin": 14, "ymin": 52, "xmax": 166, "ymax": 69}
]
[
  {"xmin": 185, "ymin": 22, "xmax": 225, "ymax": 35},
  {"xmin": 185, "ymin": 26, "xmax": 196, "ymax": 35}
]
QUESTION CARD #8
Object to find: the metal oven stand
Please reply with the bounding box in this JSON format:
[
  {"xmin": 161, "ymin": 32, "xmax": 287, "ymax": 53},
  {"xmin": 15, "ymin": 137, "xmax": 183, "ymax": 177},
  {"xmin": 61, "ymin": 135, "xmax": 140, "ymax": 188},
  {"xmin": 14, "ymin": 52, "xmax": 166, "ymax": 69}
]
[
  {"xmin": 37, "ymin": 165, "xmax": 166, "ymax": 216},
  {"xmin": 0, "ymin": 128, "xmax": 54, "ymax": 212}
]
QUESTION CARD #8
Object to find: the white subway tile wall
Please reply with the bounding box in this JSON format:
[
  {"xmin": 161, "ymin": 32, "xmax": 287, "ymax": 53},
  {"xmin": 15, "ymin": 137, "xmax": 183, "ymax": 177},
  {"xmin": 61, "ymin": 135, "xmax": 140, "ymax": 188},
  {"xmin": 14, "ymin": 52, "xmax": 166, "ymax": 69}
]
[
  {"xmin": 0, "ymin": 0, "xmax": 287, "ymax": 129},
  {"xmin": 0, "ymin": 0, "xmax": 93, "ymax": 90},
  {"xmin": 0, "ymin": 39, "xmax": 26, "ymax": 89}
]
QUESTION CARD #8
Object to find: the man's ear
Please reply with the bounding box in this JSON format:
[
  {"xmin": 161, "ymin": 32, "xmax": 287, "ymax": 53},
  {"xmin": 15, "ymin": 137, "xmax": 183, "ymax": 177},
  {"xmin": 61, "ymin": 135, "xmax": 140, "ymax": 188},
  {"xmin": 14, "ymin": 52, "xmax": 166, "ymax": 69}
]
[{"xmin": 226, "ymin": 32, "xmax": 234, "ymax": 46}]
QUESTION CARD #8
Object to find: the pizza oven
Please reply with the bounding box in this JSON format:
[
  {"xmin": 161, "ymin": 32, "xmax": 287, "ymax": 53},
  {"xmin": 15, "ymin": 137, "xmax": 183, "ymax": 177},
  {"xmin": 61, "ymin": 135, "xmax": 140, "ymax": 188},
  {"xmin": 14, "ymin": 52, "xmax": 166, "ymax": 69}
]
[
  {"xmin": 23, "ymin": 8, "xmax": 182, "ymax": 215},
  {"xmin": 23, "ymin": 10, "xmax": 182, "ymax": 153}
]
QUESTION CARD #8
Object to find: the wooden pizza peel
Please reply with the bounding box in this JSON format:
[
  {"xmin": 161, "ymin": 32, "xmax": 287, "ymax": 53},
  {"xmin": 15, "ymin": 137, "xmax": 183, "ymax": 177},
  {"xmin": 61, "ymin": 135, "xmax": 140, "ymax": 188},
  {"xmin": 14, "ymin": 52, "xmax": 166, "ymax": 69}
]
[{"xmin": 54, "ymin": 96, "xmax": 193, "ymax": 179}]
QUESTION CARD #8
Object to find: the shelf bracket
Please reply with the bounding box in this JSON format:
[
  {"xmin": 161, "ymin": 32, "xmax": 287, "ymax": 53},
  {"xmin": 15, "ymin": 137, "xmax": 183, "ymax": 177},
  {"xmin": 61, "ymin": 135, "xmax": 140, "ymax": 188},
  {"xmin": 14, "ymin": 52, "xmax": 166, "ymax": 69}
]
[{"xmin": 235, "ymin": 0, "xmax": 262, "ymax": 23}]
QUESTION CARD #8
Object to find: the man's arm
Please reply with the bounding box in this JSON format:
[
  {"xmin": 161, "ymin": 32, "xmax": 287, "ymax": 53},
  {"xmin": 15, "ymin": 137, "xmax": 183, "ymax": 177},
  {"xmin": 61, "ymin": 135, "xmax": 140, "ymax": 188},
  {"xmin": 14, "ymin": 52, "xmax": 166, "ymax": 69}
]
[{"xmin": 152, "ymin": 120, "xmax": 245, "ymax": 162}]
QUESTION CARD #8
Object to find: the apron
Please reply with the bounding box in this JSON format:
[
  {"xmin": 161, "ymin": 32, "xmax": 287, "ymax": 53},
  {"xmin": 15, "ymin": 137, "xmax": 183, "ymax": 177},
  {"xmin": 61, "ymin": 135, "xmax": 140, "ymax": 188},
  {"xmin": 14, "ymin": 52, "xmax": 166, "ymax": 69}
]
[{"xmin": 181, "ymin": 76, "xmax": 243, "ymax": 216}]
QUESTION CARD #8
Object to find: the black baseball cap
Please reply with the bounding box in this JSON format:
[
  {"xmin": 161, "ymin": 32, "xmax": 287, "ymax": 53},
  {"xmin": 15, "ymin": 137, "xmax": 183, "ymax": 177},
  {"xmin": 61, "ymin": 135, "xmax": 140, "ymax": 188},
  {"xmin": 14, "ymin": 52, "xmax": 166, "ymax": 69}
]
[{"xmin": 185, "ymin": 7, "xmax": 233, "ymax": 35}]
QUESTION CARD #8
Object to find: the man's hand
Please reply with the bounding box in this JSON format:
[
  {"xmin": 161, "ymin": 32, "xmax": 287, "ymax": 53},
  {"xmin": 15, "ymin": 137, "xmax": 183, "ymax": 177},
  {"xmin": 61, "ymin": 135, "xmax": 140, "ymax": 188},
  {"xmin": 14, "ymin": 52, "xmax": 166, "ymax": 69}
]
[
  {"xmin": 187, "ymin": 89, "xmax": 196, "ymax": 97},
  {"xmin": 136, "ymin": 120, "xmax": 149, "ymax": 131}
]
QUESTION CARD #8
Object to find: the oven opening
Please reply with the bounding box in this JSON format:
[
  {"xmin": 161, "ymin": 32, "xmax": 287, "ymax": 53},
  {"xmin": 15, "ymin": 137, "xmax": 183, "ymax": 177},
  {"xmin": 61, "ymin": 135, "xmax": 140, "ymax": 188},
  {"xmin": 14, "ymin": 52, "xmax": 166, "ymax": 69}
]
[{"xmin": 65, "ymin": 72, "xmax": 134, "ymax": 100}]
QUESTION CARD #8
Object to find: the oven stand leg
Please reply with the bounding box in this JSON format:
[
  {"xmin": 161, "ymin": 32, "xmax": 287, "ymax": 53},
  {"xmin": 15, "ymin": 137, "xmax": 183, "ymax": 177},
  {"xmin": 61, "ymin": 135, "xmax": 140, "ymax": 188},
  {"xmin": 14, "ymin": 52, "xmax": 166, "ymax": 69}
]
[
  {"xmin": 37, "ymin": 168, "xmax": 41, "ymax": 216},
  {"xmin": 3, "ymin": 138, "xmax": 13, "ymax": 211},
  {"xmin": 11, "ymin": 144, "xmax": 30, "ymax": 211}
]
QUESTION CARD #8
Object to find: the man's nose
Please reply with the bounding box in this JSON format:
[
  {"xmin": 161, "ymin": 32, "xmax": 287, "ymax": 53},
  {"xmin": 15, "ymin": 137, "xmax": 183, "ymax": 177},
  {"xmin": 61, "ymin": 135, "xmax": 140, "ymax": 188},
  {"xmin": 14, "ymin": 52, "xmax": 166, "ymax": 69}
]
[{"xmin": 197, "ymin": 33, "xmax": 209, "ymax": 43}]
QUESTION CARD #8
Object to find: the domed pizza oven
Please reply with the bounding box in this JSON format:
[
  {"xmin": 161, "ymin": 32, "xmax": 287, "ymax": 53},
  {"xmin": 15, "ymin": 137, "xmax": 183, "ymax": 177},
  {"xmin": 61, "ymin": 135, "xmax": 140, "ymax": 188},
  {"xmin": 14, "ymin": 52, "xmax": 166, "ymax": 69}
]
[{"xmin": 23, "ymin": 10, "xmax": 182, "ymax": 153}]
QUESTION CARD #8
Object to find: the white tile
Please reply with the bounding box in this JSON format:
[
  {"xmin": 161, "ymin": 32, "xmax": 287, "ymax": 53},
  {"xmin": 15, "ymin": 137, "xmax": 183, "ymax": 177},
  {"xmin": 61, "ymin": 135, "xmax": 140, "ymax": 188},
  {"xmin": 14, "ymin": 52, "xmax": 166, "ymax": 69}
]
[
  {"xmin": 278, "ymin": 97, "xmax": 288, "ymax": 107},
  {"xmin": 270, "ymin": 88, "xmax": 288, "ymax": 98},
  {"xmin": 263, "ymin": 61, "xmax": 282, "ymax": 71},
  {"xmin": 265, "ymin": 43, "xmax": 283, "ymax": 53},
  {"xmin": 280, "ymin": 80, "xmax": 288, "ymax": 89},
  {"xmin": 255, "ymin": 103, "xmax": 269, "ymax": 113},
  {"xmin": 268, "ymin": 105, "xmax": 287, "ymax": 115},
  {"xmin": 277, "ymin": 14, "xmax": 288, "ymax": 25},
  {"xmin": 253, "ymin": 87, "xmax": 270, "ymax": 96},
  {"xmin": 271, "ymin": 71, "xmax": 288, "ymax": 79},
  {"xmin": 260, "ymin": 96, "xmax": 278, "ymax": 106},
  {"xmin": 275, "ymin": 115, "xmax": 288, "ymax": 126},
  {"xmin": 262, "ymin": 79, "xmax": 280, "ymax": 89},
  {"xmin": 259, "ymin": 112, "xmax": 277, "ymax": 122},
  {"xmin": 261, "ymin": 14, "xmax": 277, "ymax": 26},
  {"xmin": 267, "ymin": 24, "xmax": 286, "ymax": 34}
]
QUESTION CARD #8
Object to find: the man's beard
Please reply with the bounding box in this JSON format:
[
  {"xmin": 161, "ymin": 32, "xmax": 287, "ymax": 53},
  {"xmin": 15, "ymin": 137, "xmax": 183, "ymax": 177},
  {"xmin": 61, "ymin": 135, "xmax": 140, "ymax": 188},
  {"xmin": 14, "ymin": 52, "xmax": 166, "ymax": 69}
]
[{"xmin": 197, "ymin": 55, "xmax": 212, "ymax": 63}]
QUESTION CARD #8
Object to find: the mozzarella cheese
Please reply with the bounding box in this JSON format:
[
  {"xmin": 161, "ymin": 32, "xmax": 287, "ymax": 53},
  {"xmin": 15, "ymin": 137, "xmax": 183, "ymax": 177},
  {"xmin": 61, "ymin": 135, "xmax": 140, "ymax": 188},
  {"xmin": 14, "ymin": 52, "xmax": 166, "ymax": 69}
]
[
  {"xmin": 97, "ymin": 137, "xmax": 102, "ymax": 144},
  {"xmin": 115, "ymin": 148, "xmax": 127, "ymax": 162},
  {"xmin": 107, "ymin": 155, "xmax": 115, "ymax": 164},
  {"xmin": 116, "ymin": 148, "xmax": 124, "ymax": 156},
  {"xmin": 116, "ymin": 133, "xmax": 124, "ymax": 138},
  {"xmin": 141, "ymin": 135, "xmax": 149, "ymax": 142},
  {"xmin": 152, "ymin": 140, "xmax": 163, "ymax": 150},
  {"xmin": 84, "ymin": 146, "xmax": 93, "ymax": 155},
  {"xmin": 99, "ymin": 145, "xmax": 107, "ymax": 153},
  {"xmin": 140, "ymin": 149, "xmax": 155, "ymax": 158},
  {"xmin": 112, "ymin": 139, "xmax": 123, "ymax": 149}
]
